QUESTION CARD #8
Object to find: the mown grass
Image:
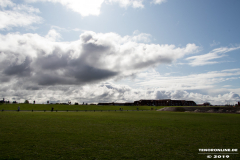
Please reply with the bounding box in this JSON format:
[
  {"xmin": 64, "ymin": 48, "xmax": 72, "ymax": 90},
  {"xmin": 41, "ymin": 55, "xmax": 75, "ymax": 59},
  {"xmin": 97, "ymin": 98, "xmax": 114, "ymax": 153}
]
[
  {"xmin": 0, "ymin": 104, "xmax": 165, "ymax": 111},
  {"xmin": 0, "ymin": 111, "xmax": 239, "ymax": 160},
  {"xmin": 0, "ymin": 103, "xmax": 223, "ymax": 111}
]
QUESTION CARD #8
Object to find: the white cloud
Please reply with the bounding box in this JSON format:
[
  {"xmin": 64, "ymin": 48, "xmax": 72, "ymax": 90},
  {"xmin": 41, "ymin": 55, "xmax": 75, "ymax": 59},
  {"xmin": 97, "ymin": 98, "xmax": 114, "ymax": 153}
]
[
  {"xmin": 25, "ymin": 0, "xmax": 166, "ymax": 17},
  {"xmin": 107, "ymin": 0, "xmax": 144, "ymax": 8},
  {"xmin": 135, "ymin": 68, "xmax": 240, "ymax": 91},
  {"xmin": 223, "ymin": 85, "xmax": 232, "ymax": 88},
  {"xmin": 151, "ymin": 0, "xmax": 167, "ymax": 5},
  {"xmin": 45, "ymin": 29, "xmax": 62, "ymax": 41},
  {"xmin": 210, "ymin": 40, "xmax": 220, "ymax": 47},
  {"xmin": 25, "ymin": 0, "xmax": 104, "ymax": 16},
  {"xmin": 131, "ymin": 32, "xmax": 152, "ymax": 43},
  {"xmin": 72, "ymin": 28, "xmax": 82, "ymax": 32},
  {"xmin": 0, "ymin": 0, "xmax": 42, "ymax": 30},
  {"xmin": 186, "ymin": 45, "xmax": 240, "ymax": 66},
  {"xmin": 0, "ymin": 0, "xmax": 15, "ymax": 8}
]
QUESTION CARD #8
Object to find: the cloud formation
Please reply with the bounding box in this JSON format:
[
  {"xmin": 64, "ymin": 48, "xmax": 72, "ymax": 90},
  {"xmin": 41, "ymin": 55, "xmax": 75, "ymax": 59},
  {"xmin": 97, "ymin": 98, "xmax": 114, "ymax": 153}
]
[
  {"xmin": 0, "ymin": 0, "xmax": 42, "ymax": 30},
  {"xmin": 186, "ymin": 45, "xmax": 240, "ymax": 66},
  {"xmin": 135, "ymin": 68, "xmax": 240, "ymax": 91},
  {"xmin": 107, "ymin": 0, "xmax": 144, "ymax": 8},
  {"xmin": 0, "ymin": 30, "xmax": 199, "ymax": 87},
  {"xmin": 1, "ymin": 80, "xmax": 239, "ymax": 105},
  {"xmin": 210, "ymin": 40, "xmax": 220, "ymax": 47},
  {"xmin": 1, "ymin": 30, "xmax": 238, "ymax": 105},
  {"xmin": 25, "ymin": 0, "xmax": 104, "ymax": 16},
  {"xmin": 151, "ymin": 0, "xmax": 167, "ymax": 5}
]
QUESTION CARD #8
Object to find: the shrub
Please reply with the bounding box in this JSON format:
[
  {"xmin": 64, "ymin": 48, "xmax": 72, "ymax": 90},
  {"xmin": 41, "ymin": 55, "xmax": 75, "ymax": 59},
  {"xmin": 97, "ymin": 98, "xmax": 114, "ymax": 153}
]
[{"xmin": 24, "ymin": 100, "xmax": 29, "ymax": 104}]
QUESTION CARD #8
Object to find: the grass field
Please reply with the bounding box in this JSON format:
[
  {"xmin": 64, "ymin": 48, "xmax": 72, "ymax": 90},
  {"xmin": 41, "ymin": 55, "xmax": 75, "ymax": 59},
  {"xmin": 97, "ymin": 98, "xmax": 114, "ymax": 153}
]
[
  {"xmin": 0, "ymin": 104, "xmax": 164, "ymax": 111},
  {"xmin": 0, "ymin": 105, "xmax": 239, "ymax": 160}
]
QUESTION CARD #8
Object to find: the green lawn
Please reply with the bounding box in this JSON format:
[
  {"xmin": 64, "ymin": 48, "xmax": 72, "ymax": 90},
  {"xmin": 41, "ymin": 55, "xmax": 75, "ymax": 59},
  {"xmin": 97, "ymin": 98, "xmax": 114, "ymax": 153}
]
[{"xmin": 0, "ymin": 110, "xmax": 239, "ymax": 159}]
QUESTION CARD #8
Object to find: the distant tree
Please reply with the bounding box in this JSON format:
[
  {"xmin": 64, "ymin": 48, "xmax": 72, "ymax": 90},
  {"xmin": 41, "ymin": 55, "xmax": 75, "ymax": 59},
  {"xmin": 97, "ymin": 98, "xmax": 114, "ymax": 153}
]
[
  {"xmin": 24, "ymin": 100, "xmax": 29, "ymax": 104},
  {"xmin": 203, "ymin": 102, "xmax": 211, "ymax": 106}
]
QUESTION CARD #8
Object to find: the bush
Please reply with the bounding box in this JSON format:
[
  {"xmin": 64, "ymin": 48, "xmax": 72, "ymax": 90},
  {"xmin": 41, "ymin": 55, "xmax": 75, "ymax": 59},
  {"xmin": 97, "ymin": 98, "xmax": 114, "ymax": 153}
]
[{"xmin": 24, "ymin": 100, "xmax": 29, "ymax": 104}]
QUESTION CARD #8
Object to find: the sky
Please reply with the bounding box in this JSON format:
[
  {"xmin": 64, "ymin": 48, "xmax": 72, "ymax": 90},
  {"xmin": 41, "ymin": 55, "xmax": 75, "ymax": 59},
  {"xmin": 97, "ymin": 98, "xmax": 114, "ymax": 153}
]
[{"xmin": 0, "ymin": 0, "xmax": 240, "ymax": 105}]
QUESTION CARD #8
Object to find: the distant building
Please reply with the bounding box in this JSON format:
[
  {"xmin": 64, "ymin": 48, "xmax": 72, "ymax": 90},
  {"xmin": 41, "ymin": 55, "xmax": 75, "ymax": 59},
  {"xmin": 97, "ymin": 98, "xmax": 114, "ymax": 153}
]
[
  {"xmin": 113, "ymin": 103, "xmax": 125, "ymax": 106},
  {"xmin": 98, "ymin": 102, "xmax": 134, "ymax": 106},
  {"xmin": 124, "ymin": 102, "xmax": 134, "ymax": 106},
  {"xmin": 99, "ymin": 99, "xmax": 196, "ymax": 106},
  {"xmin": 134, "ymin": 99, "xmax": 196, "ymax": 106},
  {"xmin": 98, "ymin": 102, "xmax": 112, "ymax": 105}
]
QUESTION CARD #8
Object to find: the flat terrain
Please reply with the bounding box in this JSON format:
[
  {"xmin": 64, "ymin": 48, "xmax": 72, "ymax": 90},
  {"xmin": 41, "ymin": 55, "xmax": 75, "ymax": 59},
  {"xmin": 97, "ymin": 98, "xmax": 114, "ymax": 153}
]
[
  {"xmin": 0, "ymin": 104, "xmax": 164, "ymax": 111},
  {"xmin": 0, "ymin": 105, "xmax": 239, "ymax": 160}
]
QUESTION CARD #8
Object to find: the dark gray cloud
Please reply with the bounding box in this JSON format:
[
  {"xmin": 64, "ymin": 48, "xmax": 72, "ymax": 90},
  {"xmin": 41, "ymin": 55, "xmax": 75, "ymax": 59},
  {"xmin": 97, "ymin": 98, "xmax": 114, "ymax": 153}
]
[
  {"xmin": 3, "ymin": 57, "xmax": 32, "ymax": 77},
  {"xmin": 0, "ymin": 76, "xmax": 10, "ymax": 83},
  {"xmin": 72, "ymin": 65, "xmax": 118, "ymax": 83},
  {"xmin": 231, "ymin": 93, "xmax": 240, "ymax": 99},
  {"xmin": 36, "ymin": 49, "xmax": 69, "ymax": 70},
  {"xmin": 35, "ymin": 73, "xmax": 72, "ymax": 85},
  {"xmin": 25, "ymin": 86, "xmax": 40, "ymax": 90}
]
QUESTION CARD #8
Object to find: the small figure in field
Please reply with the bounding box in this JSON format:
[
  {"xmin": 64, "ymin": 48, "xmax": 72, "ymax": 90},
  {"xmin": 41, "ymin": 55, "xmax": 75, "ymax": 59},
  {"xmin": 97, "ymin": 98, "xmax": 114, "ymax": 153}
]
[
  {"xmin": 51, "ymin": 107, "xmax": 54, "ymax": 112},
  {"xmin": 33, "ymin": 100, "xmax": 35, "ymax": 104},
  {"xmin": 18, "ymin": 106, "xmax": 20, "ymax": 111}
]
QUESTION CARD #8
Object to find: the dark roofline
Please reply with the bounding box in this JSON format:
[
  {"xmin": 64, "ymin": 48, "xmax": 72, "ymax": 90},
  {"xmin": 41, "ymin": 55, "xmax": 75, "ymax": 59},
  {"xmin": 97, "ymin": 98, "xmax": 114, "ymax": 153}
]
[{"xmin": 139, "ymin": 99, "xmax": 171, "ymax": 101}]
